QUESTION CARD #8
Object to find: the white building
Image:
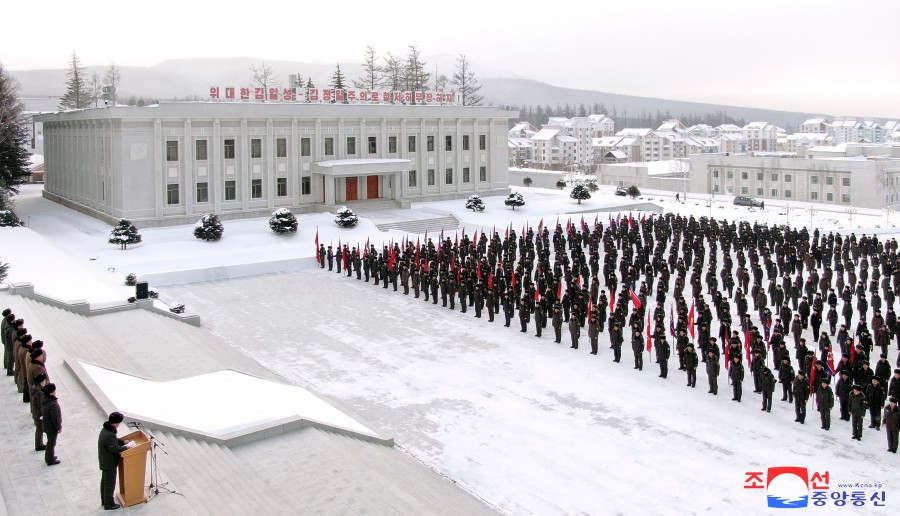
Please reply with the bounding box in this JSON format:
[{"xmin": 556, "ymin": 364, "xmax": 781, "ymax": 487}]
[
  {"xmin": 800, "ymin": 118, "xmax": 829, "ymax": 134},
  {"xmin": 742, "ymin": 122, "xmax": 778, "ymax": 152},
  {"xmin": 36, "ymin": 102, "xmax": 512, "ymax": 226}
]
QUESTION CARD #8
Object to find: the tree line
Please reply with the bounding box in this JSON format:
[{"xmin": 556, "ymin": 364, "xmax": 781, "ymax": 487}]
[{"xmin": 59, "ymin": 52, "xmax": 122, "ymax": 110}]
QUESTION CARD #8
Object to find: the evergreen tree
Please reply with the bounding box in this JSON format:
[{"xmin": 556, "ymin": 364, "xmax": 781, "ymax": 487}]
[
  {"xmin": 555, "ymin": 178, "xmax": 567, "ymax": 190},
  {"xmin": 451, "ymin": 54, "xmax": 483, "ymax": 106},
  {"xmin": 504, "ymin": 192, "xmax": 525, "ymax": 210},
  {"xmin": 0, "ymin": 259, "xmax": 8, "ymax": 284},
  {"xmin": 0, "ymin": 210, "xmax": 23, "ymax": 227},
  {"xmin": 330, "ymin": 64, "xmax": 346, "ymax": 90},
  {"xmin": 353, "ymin": 46, "xmax": 382, "ymax": 90},
  {"xmin": 403, "ymin": 46, "xmax": 430, "ymax": 100},
  {"xmin": 626, "ymin": 185, "xmax": 641, "ymax": 199},
  {"xmin": 269, "ymin": 208, "xmax": 298, "ymax": 234},
  {"xmin": 305, "ymin": 77, "xmax": 315, "ymax": 88},
  {"xmin": 577, "ymin": 103, "xmax": 587, "ymax": 117},
  {"xmin": 333, "ymin": 206, "xmax": 359, "ymax": 228},
  {"xmin": 59, "ymin": 52, "xmax": 92, "ymax": 110},
  {"xmin": 0, "ymin": 62, "xmax": 31, "ymax": 210},
  {"xmin": 465, "ymin": 194, "xmax": 485, "ymax": 212},
  {"xmin": 193, "ymin": 213, "xmax": 224, "ymax": 241},
  {"xmin": 570, "ymin": 184, "xmax": 591, "ymax": 204},
  {"xmin": 108, "ymin": 219, "xmax": 142, "ymax": 249}
]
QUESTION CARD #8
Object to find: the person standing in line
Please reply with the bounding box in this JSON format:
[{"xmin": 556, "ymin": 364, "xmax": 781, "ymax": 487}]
[
  {"xmin": 849, "ymin": 384, "xmax": 868, "ymax": 441},
  {"xmin": 684, "ymin": 343, "xmax": 698, "ymax": 388},
  {"xmin": 730, "ymin": 356, "xmax": 744, "ymax": 402},
  {"xmin": 40, "ymin": 383, "xmax": 61, "ymax": 465},
  {"xmin": 884, "ymin": 397, "xmax": 899, "ymax": 453},
  {"xmin": 98, "ymin": 412, "xmax": 133, "ymax": 510},
  {"xmin": 761, "ymin": 367, "xmax": 776, "ymax": 412},
  {"xmin": 793, "ymin": 370, "xmax": 809, "ymax": 424},
  {"xmin": 818, "ymin": 378, "xmax": 834, "ymax": 431},
  {"xmin": 657, "ymin": 337, "xmax": 670, "ymax": 378},
  {"xmin": 29, "ymin": 372, "xmax": 47, "ymax": 451},
  {"xmin": 632, "ymin": 330, "xmax": 644, "ymax": 371}
]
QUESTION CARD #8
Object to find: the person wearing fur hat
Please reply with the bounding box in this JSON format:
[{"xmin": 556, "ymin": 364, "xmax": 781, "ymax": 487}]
[
  {"xmin": 40, "ymin": 383, "xmax": 61, "ymax": 465},
  {"xmin": 868, "ymin": 376, "xmax": 887, "ymax": 430},
  {"xmin": 818, "ymin": 377, "xmax": 834, "ymax": 431},
  {"xmin": 99, "ymin": 412, "xmax": 131, "ymax": 510},
  {"xmin": 760, "ymin": 366, "xmax": 776, "ymax": 412},
  {"xmin": 793, "ymin": 370, "xmax": 809, "ymax": 424},
  {"xmin": 29, "ymin": 372, "xmax": 48, "ymax": 451},
  {"xmin": 3, "ymin": 317, "xmax": 22, "ymax": 376},
  {"xmin": 1, "ymin": 309, "xmax": 13, "ymax": 375},
  {"xmin": 27, "ymin": 347, "xmax": 47, "ymax": 392},
  {"xmin": 15, "ymin": 333, "xmax": 33, "ymax": 401},
  {"xmin": 849, "ymin": 384, "xmax": 868, "ymax": 441},
  {"xmin": 885, "ymin": 397, "xmax": 899, "ymax": 453},
  {"xmin": 890, "ymin": 369, "xmax": 900, "ymax": 401}
]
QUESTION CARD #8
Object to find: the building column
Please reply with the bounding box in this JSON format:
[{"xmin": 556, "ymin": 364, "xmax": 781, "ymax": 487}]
[
  {"xmin": 154, "ymin": 118, "xmax": 163, "ymax": 219},
  {"xmin": 323, "ymin": 175, "xmax": 336, "ymax": 205},
  {"xmin": 212, "ymin": 119, "xmax": 222, "ymax": 214},
  {"xmin": 185, "ymin": 119, "xmax": 194, "ymax": 216}
]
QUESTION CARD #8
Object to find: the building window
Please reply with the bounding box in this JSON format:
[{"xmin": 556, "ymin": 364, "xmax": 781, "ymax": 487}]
[
  {"xmin": 811, "ymin": 192, "xmax": 818, "ymax": 201},
  {"xmin": 445, "ymin": 135, "xmax": 453, "ymax": 151},
  {"xmin": 741, "ymin": 171, "xmax": 747, "ymax": 180},
  {"xmin": 463, "ymin": 135, "xmax": 470, "ymax": 151},
  {"xmin": 196, "ymin": 182, "xmax": 209, "ymax": 203},
  {"xmin": 826, "ymin": 192, "xmax": 833, "ymax": 202},
  {"xmin": 427, "ymin": 136, "xmax": 435, "ymax": 152},
  {"xmin": 195, "ymin": 140, "xmax": 208, "ymax": 161},
  {"xmin": 427, "ymin": 169, "xmax": 435, "ymax": 186},
  {"xmin": 225, "ymin": 180, "xmax": 236, "ymax": 201},
  {"xmin": 842, "ymin": 177, "xmax": 850, "ymax": 187},
  {"xmin": 811, "ymin": 175, "xmax": 819, "ymax": 184},
  {"xmin": 166, "ymin": 184, "xmax": 179, "ymax": 205},
  {"xmin": 785, "ymin": 190, "xmax": 792, "ymax": 198},
  {"xmin": 757, "ymin": 172, "xmax": 763, "ymax": 181},
  {"xmin": 408, "ymin": 135, "xmax": 416, "ymax": 152},
  {"xmin": 276, "ymin": 138, "xmax": 287, "ymax": 158},
  {"xmin": 480, "ymin": 166, "xmax": 487, "ymax": 182},
  {"xmin": 445, "ymin": 168, "xmax": 453, "ymax": 185},
  {"xmin": 166, "ymin": 141, "xmax": 178, "ymax": 161},
  {"xmin": 712, "ymin": 170, "xmax": 719, "ymax": 178},
  {"xmin": 408, "ymin": 170, "xmax": 417, "ymax": 187},
  {"xmin": 224, "ymin": 139, "xmax": 235, "ymax": 159},
  {"xmin": 842, "ymin": 194, "xmax": 850, "ymax": 203},
  {"xmin": 368, "ymin": 136, "xmax": 377, "ymax": 154},
  {"xmin": 741, "ymin": 186, "xmax": 748, "ymax": 194},
  {"xmin": 771, "ymin": 189, "xmax": 778, "ymax": 196},
  {"xmin": 347, "ymin": 137, "xmax": 356, "ymax": 155},
  {"xmin": 825, "ymin": 176, "xmax": 833, "ymax": 185},
  {"xmin": 784, "ymin": 174, "xmax": 792, "ymax": 182},
  {"xmin": 727, "ymin": 170, "xmax": 733, "ymax": 179},
  {"xmin": 713, "ymin": 184, "xmax": 719, "ymax": 193},
  {"xmin": 301, "ymin": 177, "xmax": 311, "ymax": 195},
  {"xmin": 463, "ymin": 167, "xmax": 470, "ymax": 183},
  {"xmin": 251, "ymin": 179, "xmax": 262, "ymax": 199},
  {"xmin": 389, "ymin": 136, "xmax": 397, "ymax": 154},
  {"xmin": 479, "ymin": 134, "xmax": 486, "ymax": 150},
  {"xmin": 771, "ymin": 173, "xmax": 778, "ymax": 181},
  {"xmin": 301, "ymin": 138, "xmax": 311, "ymax": 157},
  {"xmin": 756, "ymin": 187, "xmax": 763, "ymax": 195},
  {"xmin": 276, "ymin": 177, "xmax": 287, "ymax": 197},
  {"xmin": 251, "ymin": 138, "xmax": 262, "ymax": 159},
  {"xmin": 324, "ymin": 137, "xmax": 334, "ymax": 156}
]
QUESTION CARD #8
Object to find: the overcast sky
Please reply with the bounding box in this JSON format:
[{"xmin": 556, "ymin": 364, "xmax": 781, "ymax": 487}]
[{"xmin": 5, "ymin": 0, "xmax": 899, "ymax": 118}]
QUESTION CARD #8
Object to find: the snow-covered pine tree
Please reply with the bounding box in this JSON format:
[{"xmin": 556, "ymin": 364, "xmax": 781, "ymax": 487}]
[
  {"xmin": 0, "ymin": 210, "xmax": 23, "ymax": 227},
  {"xmin": 193, "ymin": 213, "xmax": 224, "ymax": 241},
  {"xmin": 556, "ymin": 178, "xmax": 567, "ymax": 190},
  {"xmin": 504, "ymin": 192, "xmax": 525, "ymax": 211},
  {"xmin": 0, "ymin": 259, "xmax": 9, "ymax": 284},
  {"xmin": 108, "ymin": 219, "xmax": 142, "ymax": 249},
  {"xmin": 465, "ymin": 194, "xmax": 485, "ymax": 212},
  {"xmin": 334, "ymin": 206, "xmax": 359, "ymax": 228},
  {"xmin": 586, "ymin": 180, "xmax": 599, "ymax": 193},
  {"xmin": 570, "ymin": 184, "xmax": 592, "ymax": 204},
  {"xmin": 59, "ymin": 52, "xmax": 92, "ymax": 110},
  {"xmin": 0, "ymin": 63, "xmax": 31, "ymax": 209},
  {"xmin": 269, "ymin": 208, "xmax": 298, "ymax": 234}
]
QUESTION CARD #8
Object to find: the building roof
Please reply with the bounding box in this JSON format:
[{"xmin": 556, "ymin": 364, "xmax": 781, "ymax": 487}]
[{"xmin": 531, "ymin": 128, "xmax": 561, "ymax": 141}]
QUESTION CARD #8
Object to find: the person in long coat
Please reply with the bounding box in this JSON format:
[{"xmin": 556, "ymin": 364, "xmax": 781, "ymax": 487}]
[
  {"xmin": 41, "ymin": 383, "xmax": 62, "ymax": 465},
  {"xmin": 98, "ymin": 412, "xmax": 131, "ymax": 510}
]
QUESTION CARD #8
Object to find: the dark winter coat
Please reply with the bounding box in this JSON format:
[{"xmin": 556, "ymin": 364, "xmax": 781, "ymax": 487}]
[
  {"xmin": 657, "ymin": 340, "xmax": 670, "ymax": 361},
  {"xmin": 631, "ymin": 334, "xmax": 643, "ymax": 353},
  {"xmin": 761, "ymin": 370, "xmax": 776, "ymax": 393},
  {"xmin": 684, "ymin": 349, "xmax": 699, "ymax": 369},
  {"xmin": 41, "ymin": 394, "xmax": 62, "ymax": 433},
  {"xmin": 817, "ymin": 386, "xmax": 835, "ymax": 411},
  {"xmin": 98, "ymin": 422, "xmax": 129, "ymax": 471},
  {"xmin": 849, "ymin": 391, "xmax": 868, "ymax": 417},
  {"xmin": 867, "ymin": 383, "xmax": 886, "ymax": 409},
  {"xmin": 29, "ymin": 383, "xmax": 43, "ymax": 420},
  {"xmin": 779, "ymin": 363, "xmax": 795, "ymax": 384},
  {"xmin": 730, "ymin": 362, "xmax": 744, "ymax": 382},
  {"xmin": 885, "ymin": 405, "xmax": 900, "ymax": 432},
  {"xmin": 706, "ymin": 356, "xmax": 720, "ymax": 377},
  {"xmin": 793, "ymin": 378, "xmax": 810, "ymax": 403}
]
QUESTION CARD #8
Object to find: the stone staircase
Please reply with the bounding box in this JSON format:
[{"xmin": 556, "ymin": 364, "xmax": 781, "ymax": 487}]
[
  {"xmin": 343, "ymin": 199, "xmax": 402, "ymax": 213},
  {"xmin": 375, "ymin": 214, "xmax": 460, "ymax": 235}
]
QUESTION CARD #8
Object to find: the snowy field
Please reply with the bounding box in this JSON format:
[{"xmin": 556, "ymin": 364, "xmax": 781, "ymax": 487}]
[{"xmin": 2, "ymin": 183, "xmax": 899, "ymax": 514}]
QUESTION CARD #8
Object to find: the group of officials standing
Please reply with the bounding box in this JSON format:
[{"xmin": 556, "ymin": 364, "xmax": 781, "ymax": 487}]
[
  {"xmin": 322, "ymin": 211, "xmax": 900, "ymax": 453},
  {"xmin": 2, "ymin": 307, "xmax": 135, "ymax": 510}
]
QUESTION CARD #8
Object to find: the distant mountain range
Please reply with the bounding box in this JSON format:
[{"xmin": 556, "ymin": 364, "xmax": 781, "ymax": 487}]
[{"xmin": 12, "ymin": 56, "xmax": 827, "ymax": 129}]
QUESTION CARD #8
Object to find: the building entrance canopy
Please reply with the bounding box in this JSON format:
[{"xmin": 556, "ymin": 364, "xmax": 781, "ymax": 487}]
[{"xmin": 313, "ymin": 158, "xmax": 412, "ymax": 177}]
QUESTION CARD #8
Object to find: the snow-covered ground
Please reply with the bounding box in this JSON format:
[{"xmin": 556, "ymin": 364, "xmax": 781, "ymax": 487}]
[{"xmin": 2, "ymin": 184, "xmax": 898, "ymax": 514}]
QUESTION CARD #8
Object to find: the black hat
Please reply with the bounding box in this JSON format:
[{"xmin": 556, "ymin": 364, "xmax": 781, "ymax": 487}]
[
  {"xmin": 841, "ymin": 370, "xmax": 849, "ymax": 376},
  {"xmin": 29, "ymin": 349, "xmax": 43, "ymax": 360},
  {"xmin": 821, "ymin": 377, "xmax": 831, "ymax": 385},
  {"xmin": 42, "ymin": 383, "xmax": 56, "ymax": 395},
  {"xmin": 32, "ymin": 373, "xmax": 47, "ymax": 384},
  {"xmin": 32, "ymin": 339, "xmax": 43, "ymax": 348},
  {"xmin": 797, "ymin": 370, "xmax": 806, "ymax": 376},
  {"xmin": 895, "ymin": 369, "xmax": 900, "ymax": 374},
  {"xmin": 108, "ymin": 412, "xmax": 125, "ymax": 424},
  {"xmin": 852, "ymin": 384, "xmax": 862, "ymax": 391},
  {"xmin": 14, "ymin": 319, "xmax": 23, "ymax": 326},
  {"xmin": 881, "ymin": 353, "xmax": 887, "ymax": 358},
  {"xmin": 2, "ymin": 308, "xmax": 10, "ymax": 317},
  {"xmin": 890, "ymin": 397, "xmax": 898, "ymax": 403},
  {"xmin": 782, "ymin": 356, "xmax": 790, "ymax": 361}
]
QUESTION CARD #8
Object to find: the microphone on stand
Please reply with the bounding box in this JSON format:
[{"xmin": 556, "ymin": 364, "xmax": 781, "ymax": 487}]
[{"xmin": 126, "ymin": 421, "xmax": 142, "ymax": 429}]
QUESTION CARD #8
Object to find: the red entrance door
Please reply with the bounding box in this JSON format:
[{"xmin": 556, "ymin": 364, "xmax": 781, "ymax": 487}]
[
  {"xmin": 366, "ymin": 176, "xmax": 379, "ymax": 199},
  {"xmin": 345, "ymin": 177, "xmax": 358, "ymax": 201}
]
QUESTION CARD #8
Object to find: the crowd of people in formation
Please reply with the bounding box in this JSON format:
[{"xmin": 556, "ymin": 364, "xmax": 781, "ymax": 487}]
[
  {"xmin": 2, "ymin": 307, "xmax": 134, "ymax": 510},
  {"xmin": 319, "ymin": 211, "xmax": 900, "ymax": 453}
]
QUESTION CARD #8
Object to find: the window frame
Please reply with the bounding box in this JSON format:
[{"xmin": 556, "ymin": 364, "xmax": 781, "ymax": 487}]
[
  {"xmin": 196, "ymin": 182, "xmax": 209, "ymax": 203},
  {"xmin": 250, "ymin": 138, "xmax": 262, "ymax": 159},
  {"xmin": 166, "ymin": 183, "xmax": 179, "ymax": 205},
  {"xmin": 368, "ymin": 136, "xmax": 377, "ymax": 154},
  {"xmin": 301, "ymin": 137, "xmax": 311, "ymax": 157},
  {"xmin": 224, "ymin": 139, "xmax": 236, "ymax": 160},
  {"xmin": 276, "ymin": 138, "xmax": 287, "ymax": 158},
  {"xmin": 195, "ymin": 139, "xmax": 208, "ymax": 161},
  {"xmin": 346, "ymin": 136, "xmax": 356, "ymax": 155},
  {"xmin": 251, "ymin": 178, "xmax": 263, "ymax": 199},
  {"xmin": 225, "ymin": 180, "xmax": 237, "ymax": 201},
  {"xmin": 166, "ymin": 140, "xmax": 179, "ymax": 162},
  {"xmin": 276, "ymin": 177, "xmax": 287, "ymax": 197}
]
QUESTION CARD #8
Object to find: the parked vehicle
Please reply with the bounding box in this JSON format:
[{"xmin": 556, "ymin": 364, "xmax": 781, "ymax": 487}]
[
  {"xmin": 733, "ymin": 196, "xmax": 763, "ymax": 207},
  {"xmin": 614, "ymin": 186, "xmax": 628, "ymax": 196}
]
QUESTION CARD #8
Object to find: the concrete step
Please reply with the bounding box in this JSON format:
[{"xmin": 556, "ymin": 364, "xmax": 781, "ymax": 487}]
[{"xmin": 376, "ymin": 215, "xmax": 459, "ymax": 234}]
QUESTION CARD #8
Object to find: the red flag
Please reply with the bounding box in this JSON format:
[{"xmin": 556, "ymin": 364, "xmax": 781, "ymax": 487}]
[
  {"xmin": 826, "ymin": 346, "xmax": 836, "ymax": 376},
  {"xmin": 534, "ymin": 288, "xmax": 540, "ymax": 303},
  {"xmin": 630, "ymin": 287, "xmax": 642, "ymax": 310},
  {"xmin": 669, "ymin": 306, "xmax": 676, "ymax": 338},
  {"xmin": 512, "ymin": 271, "xmax": 517, "ymax": 289},
  {"xmin": 488, "ymin": 273, "xmax": 493, "ymax": 289},
  {"xmin": 557, "ymin": 281, "xmax": 563, "ymax": 300},
  {"xmin": 646, "ymin": 311, "xmax": 652, "ymax": 352},
  {"xmin": 744, "ymin": 328, "xmax": 751, "ymax": 366},
  {"xmin": 477, "ymin": 261, "xmax": 482, "ymax": 280},
  {"xmin": 850, "ymin": 342, "xmax": 856, "ymax": 364},
  {"xmin": 629, "ymin": 212, "xmax": 634, "ymax": 229},
  {"xmin": 314, "ymin": 228, "xmax": 319, "ymax": 255},
  {"xmin": 566, "ymin": 218, "xmax": 571, "ymax": 233},
  {"xmin": 725, "ymin": 343, "xmax": 731, "ymax": 370},
  {"xmin": 808, "ymin": 356, "xmax": 816, "ymax": 395},
  {"xmin": 580, "ymin": 215, "xmax": 585, "ymax": 231},
  {"xmin": 609, "ymin": 294, "xmax": 615, "ymax": 313},
  {"xmin": 688, "ymin": 301, "xmax": 696, "ymax": 340},
  {"xmin": 388, "ymin": 250, "xmax": 396, "ymax": 271}
]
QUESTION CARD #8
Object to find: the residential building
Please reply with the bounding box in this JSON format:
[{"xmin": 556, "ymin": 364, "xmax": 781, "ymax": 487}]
[
  {"xmin": 742, "ymin": 122, "xmax": 778, "ymax": 152},
  {"xmin": 800, "ymin": 118, "xmax": 829, "ymax": 134}
]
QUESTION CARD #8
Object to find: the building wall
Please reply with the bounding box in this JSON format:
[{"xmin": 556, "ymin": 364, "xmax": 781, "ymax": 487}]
[{"xmin": 38, "ymin": 103, "xmax": 511, "ymax": 226}]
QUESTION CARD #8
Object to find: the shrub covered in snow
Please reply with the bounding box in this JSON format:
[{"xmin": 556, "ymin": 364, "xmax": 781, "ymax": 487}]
[
  {"xmin": 108, "ymin": 219, "xmax": 142, "ymax": 249},
  {"xmin": 465, "ymin": 194, "xmax": 485, "ymax": 212},
  {"xmin": 586, "ymin": 180, "xmax": 599, "ymax": 193},
  {"xmin": 570, "ymin": 184, "xmax": 592, "ymax": 204},
  {"xmin": 523, "ymin": 177, "xmax": 533, "ymax": 187},
  {"xmin": 555, "ymin": 178, "xmax": 566, "ymax": 190},
  {"xmin": 0, "ymin": 210, "xmax": 23, "ymax": 227},
  {"xmin": 0, "ymin": 260, "xmax": 9, "ymax": 284},
  {"xmin": 333, "ymin": 206, "xmax": 359, "ymax": 228},
  {"xmin": 124, "ymin": 273, "xmax": 137, "ymax": 286},
  {"xmin": 193, "ymin": 213, "xmax": 224, "ymax": 241},
  {"xmin": 169, "ymin": 302, "xmax": 186, "ymax": 314},
  {"xmin": 504, "ymin": 192, "xmax": 525, "ymax": 210},
  {"xmin": 269, "ymin": 208, "xmax": 298, "ymax": 234}
]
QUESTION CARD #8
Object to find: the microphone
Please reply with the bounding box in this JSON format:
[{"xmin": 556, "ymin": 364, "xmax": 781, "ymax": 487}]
[{"xmin": 126, "ymin": 421, "xmax": 142, "ymax": 428}]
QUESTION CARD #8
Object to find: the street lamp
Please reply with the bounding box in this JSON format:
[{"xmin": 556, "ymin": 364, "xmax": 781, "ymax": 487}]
[
  {"xmin": 706, "ymin": 196, "xmax": 715, "ymax": 218},
  {"xmin": 885, "ymin": 207, "xmax": 894, "ymax": 226},
  {"xmin": 808, "ymin": 206, "xmax": 817, "ymax": 228},
  {"xmin": 845, "ymin": 207, "xmax": 858, "ymax": 228},
  {"xmin": 784, "ymin": 203, "xmax": 791, "ymax": 225}
]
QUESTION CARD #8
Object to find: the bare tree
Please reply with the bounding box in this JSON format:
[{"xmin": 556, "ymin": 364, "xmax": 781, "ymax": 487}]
[
  {"xmin": 90, "ymin": 71, "xmax": 102, "ymax": 108},
  {"xmin": 250, "ymin": 61, "xmax": 280, "ymax": 101},
  {"xmin": 381, "ymin": 53, "xmax": 405, "ymax": 91},
  {"xmin": 451, "ymin": 54, "xmax": 483, "ymax": 106},
  {"xmin": 353, "ymin": 46, "xmax": 381, "ymax": 90},
  {"xmin": 103, "ymin": 63, "xmax": 121, "ymax": 105}
]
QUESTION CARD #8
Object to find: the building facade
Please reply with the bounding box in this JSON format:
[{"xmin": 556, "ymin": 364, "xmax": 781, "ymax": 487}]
[{"xmin": 37, "ymin": 103, "xmax": 512, "ymax": 226}]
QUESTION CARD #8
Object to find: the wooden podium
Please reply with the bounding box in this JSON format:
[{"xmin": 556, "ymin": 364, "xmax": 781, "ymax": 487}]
[{"xmin": 117, "ymin": 430, "xmax": 151, "ymax": 507}]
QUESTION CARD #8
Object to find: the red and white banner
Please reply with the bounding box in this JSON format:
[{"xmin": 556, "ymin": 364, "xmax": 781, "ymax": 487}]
[{"xmin": 209, "ymin": 87, "xmax": 460, "ymax": 105}]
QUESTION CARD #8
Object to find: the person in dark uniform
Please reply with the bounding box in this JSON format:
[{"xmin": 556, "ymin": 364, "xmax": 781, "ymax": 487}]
[
  {"xmin": 588, "ymin": 309, "xmax": 600, "ymax": 355},
  {"xmin": 794, "ymin": 370, "xmax": 809, "ymax": 423},
  {"xmin": 519, "ymin": 296, "xmax": 529, "ymax": 333},
  {"xmin": 761, "ymin": 366, "xmax": 776, "ymax": 412},
  {"xmin": 657, "ymin": 338, "xmax": 670, "ymax": 378},
  {"xmin": 684, "ymin": 343, "xmax": 698, "ymax": 387},
  {"xmin": 818, "ymin": 378, "xmax": 834, "ymax": 430},
  {"xmin": 730, "ymin": 356, "xmax": 744, "ymax": 402},
  {"xmin": 98, "ymin": 412, "xmax": 131, "ymax": 510},
  {"xmin": 552, "ymin": 302, "xmax": 563, "ymax": 344},
  {"xmin": 569, "ymin": 315, "xmax": 580, "ymax": 349},
  {"xmin": 41, "ymin": 383, "xmax": 61, "ymax": 465},
  {"xmin": 885, "ymin": 397, "xmax": 899, "ymax": 453},
  {"xmin": 750, "ymin": 350, "xmax": 764, "ymax": 393},
  {"xmin": 326, "ymin": 246, "xmax": 334, "ymax": 271},
  {"xmin": 836, "ymin": 370, "xmax": 852, "ymax": 421},
  {"xmin": 29, "ymin": 372, "xmax": 47, "ymax": 451},
  {"xmin": 849, "ymin": 384, "xmax": 867, "ymax": 440},
  {"xmin": 779, "ymin": 356, "xmax": 795, "ymax": 402},
  {"xmin": 868, "ymin": 376, "xmax": 886, "ymax": 430},
  {"xmin": 632, "ymin": 330, "xmax": 644, "ymax": 370},
  {"xmin": 707, "ymin": 348, "xmax": 720, "ymax": 395}
]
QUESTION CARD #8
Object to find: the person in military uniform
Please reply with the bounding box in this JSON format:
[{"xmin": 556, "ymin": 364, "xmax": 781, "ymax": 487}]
[
  {"xmin": 750, "ymin": 349, "xmax": 764, "ymax": 393},
  {"xmin": 779, "ymin": 356, "xmax": 795, "ymax": 403},
  {"xmin": 885, "ymin": 396, "xmax": 899, "ymax": 453},
  {"xmin": 868, "ymin": 376, "xmax": 887, "ymax": 430},
  {"xmin": 519, "ymin": 296, "xmax": 530, "ymax": 333},
  {"xmin": 552, "ymin": 302, "xmax": 563, "ymax": 343},
  {"xmin": 610, "ymin": 322, "xmax": 623, "ymax": 362},
  {"xmin": 684, "ymin": 343, "xmax": 698, "ymax": 387},
  {"xmin": 761, "ymin": 366, "xmax": 776, "ymax": 412},
  {"xmin": 588, "ymin": 309, "xmax": 600, "ymax": 354},
  {"xmin": 632, "ymin": 330, "xmax": 644, "ymax": 370},
  {"xmin": 41, "ymin": 383, "xmax": 62, "ymax": 465},
  {"xmin": 836, "ymin": 370, "xmax": 853, "ymax": 421},
  {"xmin": 569, "ymin": 314, "xmax": 580, "ymax": 349},
  {"xmin": 534, "ymin": 297, "xmax": 544, "ymax": 338},
  {"xmin": 707, "ymin": 339, "xmax": 720, "ymax": 395},
  {"xmin": 849, "ymin": 384, "xmax": 867, "ymax": 440},
  {"xmin": 326, "ymin": 246, "xmax": 334, "ymax": 271},
  {"xmin": 794, "ymin": 370, "xmax": 809, "ymax": 423},
  {"xmin": 657, "ymin": 337, "xmax": 670, "ymax": 378},
  {"xmin": 818, "ymin": 378, "xmax": 834, "ymax": 431},
  {"xmin": 730, "ymin": 356, "xmax": 744, "ymax": 402},
  {"xmin": 399, "ymin": 262, "xmax": 409, "ymax": 294}
]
